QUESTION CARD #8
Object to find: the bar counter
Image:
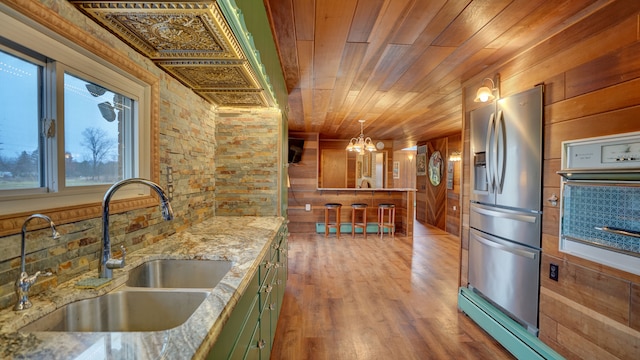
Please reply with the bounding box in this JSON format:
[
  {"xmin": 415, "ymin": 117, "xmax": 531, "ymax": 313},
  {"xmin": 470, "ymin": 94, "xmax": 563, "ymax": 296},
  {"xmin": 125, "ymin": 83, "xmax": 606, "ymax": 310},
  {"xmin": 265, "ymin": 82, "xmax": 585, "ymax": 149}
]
[{"xmin": 315, "ymin": 188, "xmax": 416, "ymax": 236}]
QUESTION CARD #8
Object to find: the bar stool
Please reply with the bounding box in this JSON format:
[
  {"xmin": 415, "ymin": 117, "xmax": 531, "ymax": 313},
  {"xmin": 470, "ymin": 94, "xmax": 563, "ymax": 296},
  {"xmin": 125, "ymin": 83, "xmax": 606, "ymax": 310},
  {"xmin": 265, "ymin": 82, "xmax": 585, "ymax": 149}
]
[
  {"xmin": 377, "ymin": 203, "xmax": 396, "ymax": 238},
  {"xmin": 350, "ymin": 203, "xmax": 368, "ymax": 238},
  {"xmin": 324, "ymin": 203, "xmax": 342, "ymax": 238}
]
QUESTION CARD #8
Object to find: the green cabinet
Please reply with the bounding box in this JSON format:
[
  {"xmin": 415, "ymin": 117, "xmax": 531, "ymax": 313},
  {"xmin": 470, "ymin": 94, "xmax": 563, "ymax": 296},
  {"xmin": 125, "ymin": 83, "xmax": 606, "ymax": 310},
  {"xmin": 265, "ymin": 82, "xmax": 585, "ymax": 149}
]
[{"xmin": 208, "ymin": 225, "xmax": 288, "ymax": 360}]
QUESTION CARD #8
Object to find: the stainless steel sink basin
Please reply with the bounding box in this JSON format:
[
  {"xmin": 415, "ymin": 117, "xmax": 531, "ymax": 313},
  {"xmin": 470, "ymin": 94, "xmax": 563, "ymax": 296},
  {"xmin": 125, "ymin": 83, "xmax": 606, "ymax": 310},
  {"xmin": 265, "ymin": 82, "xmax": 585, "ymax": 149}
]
[
  {"xmin": 20, "ymin": 290, "xmax": 208, "ymax": 332},
  {"xmin": 126, "ymin": 259, "xmax": 232, "ymax": 288}
]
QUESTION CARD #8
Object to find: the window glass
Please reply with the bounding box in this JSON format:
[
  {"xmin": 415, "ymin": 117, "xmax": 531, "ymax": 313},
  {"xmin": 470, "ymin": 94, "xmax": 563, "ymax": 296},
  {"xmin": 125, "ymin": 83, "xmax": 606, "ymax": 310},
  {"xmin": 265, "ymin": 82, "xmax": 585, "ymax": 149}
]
[
  {"xmin": 0, "ymin": 49, "xmax": 42, "ymax": 190},
  {"xmin": 64, "ymin": 73, "xmax": 136, "ymax": 186}
]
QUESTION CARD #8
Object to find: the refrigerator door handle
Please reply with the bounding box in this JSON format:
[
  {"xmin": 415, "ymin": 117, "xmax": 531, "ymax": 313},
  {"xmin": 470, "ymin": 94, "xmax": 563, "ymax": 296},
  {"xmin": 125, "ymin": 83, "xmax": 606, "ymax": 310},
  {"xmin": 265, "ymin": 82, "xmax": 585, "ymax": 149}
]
[
  {"xmin": 495, "ymin": 110, "xmax": 505, "ymax": 194},
  {"xmin": 472, "ymin": 231, "xmax": 538, "ymax": 259},
  {"xmin": 485, "ymin": 112, "xmax": 496, "ymax": 192},
  {"xmin": 471, "ymin": 204, "xmax": 538, "ymax": 223}
]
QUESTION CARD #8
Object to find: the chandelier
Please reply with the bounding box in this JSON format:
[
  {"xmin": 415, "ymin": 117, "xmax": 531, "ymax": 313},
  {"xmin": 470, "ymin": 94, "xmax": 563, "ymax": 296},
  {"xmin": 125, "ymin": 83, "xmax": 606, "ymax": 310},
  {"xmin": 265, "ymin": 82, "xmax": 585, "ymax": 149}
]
[{"xmin": 346, "ymin": 120, "xmax": 376, "ymax": 154}]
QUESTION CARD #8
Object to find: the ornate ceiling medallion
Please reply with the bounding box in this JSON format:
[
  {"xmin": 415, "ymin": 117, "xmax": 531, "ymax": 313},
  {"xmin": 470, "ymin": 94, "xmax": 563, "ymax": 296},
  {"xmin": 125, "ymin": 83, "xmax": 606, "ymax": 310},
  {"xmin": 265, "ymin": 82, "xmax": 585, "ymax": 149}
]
[{"xmin": 71, "ymin": 1, "xmax": 268, "ymax": 107}]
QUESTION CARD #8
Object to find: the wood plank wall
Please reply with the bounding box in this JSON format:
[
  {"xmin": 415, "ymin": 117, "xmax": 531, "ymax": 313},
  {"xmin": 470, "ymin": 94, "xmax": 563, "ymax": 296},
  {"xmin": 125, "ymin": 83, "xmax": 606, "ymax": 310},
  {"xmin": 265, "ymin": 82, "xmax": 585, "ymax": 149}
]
[
  {"xmin": 287, "ymin": 132, "xmax": 319, "ymax": 234},
  {"xmin": 414, "ymin": 134, "xmax": 461, "ymax": 236},
  {"xmin": 446, "ymin": 134, "xmax": 462, "ymax": 237},
  {"xmin": 460, "ymin": 2, "xmax": 640, "ymax": 358}
]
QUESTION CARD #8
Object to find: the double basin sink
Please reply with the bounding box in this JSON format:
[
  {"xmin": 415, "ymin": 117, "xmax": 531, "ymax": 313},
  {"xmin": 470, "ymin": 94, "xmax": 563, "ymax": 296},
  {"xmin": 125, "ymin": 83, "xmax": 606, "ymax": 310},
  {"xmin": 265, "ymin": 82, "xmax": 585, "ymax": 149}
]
[{"xmin": 20, "ymin": 259, "xmax": 232, "ymax": 332}]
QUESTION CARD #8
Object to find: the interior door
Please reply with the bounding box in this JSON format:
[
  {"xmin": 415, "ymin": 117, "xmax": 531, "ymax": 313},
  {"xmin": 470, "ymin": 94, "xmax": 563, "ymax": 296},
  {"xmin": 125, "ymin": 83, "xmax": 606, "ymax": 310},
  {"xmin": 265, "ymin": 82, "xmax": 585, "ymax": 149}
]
[{"xmin": 320, "ymin": 149, "xmax": 347, "ymax": 188}]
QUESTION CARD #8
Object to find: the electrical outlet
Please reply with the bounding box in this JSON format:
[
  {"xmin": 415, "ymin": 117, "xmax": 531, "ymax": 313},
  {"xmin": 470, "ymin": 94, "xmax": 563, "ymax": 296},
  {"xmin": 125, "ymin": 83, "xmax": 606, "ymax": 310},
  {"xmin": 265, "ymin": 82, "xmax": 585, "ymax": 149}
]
[
  {"xmin": 167, "ymin": 184, "xmax": 174, "ymax": 201},
  {"xmin": 549, "ymin": 263, "xmax": 559, "ymax": 281},
  {"xmin": 305, "ymin": 204, "xmax": 311, "ymax": 211},
  {"xmin": 167, "ymin": 166, "xmax": 173, "ymax": 183}
]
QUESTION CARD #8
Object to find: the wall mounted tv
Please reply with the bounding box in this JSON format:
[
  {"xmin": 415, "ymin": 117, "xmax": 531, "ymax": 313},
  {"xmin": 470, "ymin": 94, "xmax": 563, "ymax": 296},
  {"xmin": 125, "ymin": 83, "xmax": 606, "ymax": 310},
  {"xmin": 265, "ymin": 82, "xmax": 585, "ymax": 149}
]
[{"xmin": 288, "ymin": 138, "xmax": 305, "ymax": 163}]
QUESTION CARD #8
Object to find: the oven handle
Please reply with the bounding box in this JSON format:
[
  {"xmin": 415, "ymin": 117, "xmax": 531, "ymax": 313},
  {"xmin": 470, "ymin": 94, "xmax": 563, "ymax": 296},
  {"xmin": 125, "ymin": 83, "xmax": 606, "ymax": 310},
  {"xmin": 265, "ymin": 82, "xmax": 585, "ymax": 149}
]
[
  {"xmin": 471, "ymin": 230, "xmax": 537, "ymax": 259},
  {"xmin": 596, "ymin": 226, "xmax": 640, "ymax": 238}
]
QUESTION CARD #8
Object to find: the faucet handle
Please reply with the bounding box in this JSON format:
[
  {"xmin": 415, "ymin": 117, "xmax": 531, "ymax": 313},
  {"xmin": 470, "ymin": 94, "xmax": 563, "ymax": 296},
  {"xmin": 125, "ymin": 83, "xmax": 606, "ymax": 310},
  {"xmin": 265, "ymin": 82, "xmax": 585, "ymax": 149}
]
[
  {"xmin": 120, "ymin": 245, "xmax": 127, "ymax": 260},
  {"xmin": 106, "ymin": 245, "xmax": 126, "ymax": 269},
  {"xmin": 14, "ymin": 270, "xmax": 52, "ymax": 311}
]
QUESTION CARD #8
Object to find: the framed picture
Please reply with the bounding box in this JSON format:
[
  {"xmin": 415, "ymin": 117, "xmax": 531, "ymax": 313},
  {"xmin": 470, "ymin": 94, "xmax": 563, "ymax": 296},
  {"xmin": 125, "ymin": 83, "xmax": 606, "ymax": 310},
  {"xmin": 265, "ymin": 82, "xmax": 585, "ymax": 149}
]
[
  {"xmin": 416, "ymin": 145, "xmax": 427, "ymax": 176},
  {"xmin": 393, "ymin": 161, "xmax": 400, "ymax": 179},
  {"xmin": 446, "ymin": 161, "xmax": 454, "ymax": 189}
]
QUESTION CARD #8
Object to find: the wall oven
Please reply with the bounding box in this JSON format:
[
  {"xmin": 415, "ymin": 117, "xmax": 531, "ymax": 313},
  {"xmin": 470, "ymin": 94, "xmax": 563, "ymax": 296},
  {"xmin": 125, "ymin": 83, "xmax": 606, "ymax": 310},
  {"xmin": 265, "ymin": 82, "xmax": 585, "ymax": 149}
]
[{"xmin": 558, "ymin": 131, "xmax": 640, "ymax": 276}]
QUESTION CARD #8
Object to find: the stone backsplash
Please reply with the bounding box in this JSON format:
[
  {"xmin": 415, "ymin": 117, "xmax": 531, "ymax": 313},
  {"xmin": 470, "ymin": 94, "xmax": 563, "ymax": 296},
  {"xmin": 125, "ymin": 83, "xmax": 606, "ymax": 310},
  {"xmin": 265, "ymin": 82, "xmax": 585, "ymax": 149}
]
[{"xmin": 215, "ymin": 109, "xmax": 282, "ymax": 216}]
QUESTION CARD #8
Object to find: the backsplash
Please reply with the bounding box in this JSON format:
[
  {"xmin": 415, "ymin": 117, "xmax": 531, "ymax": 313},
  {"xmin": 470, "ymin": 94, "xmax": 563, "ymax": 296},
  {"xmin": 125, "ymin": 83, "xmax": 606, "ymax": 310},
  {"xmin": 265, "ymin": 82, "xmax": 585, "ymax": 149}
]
[
  {"xmin": 215, "ymin": 109, "xmax": 281, "ymax": 216},
  {"xmin": 562, "ymin": 183, "xmax": 640, "ymax": 256}
]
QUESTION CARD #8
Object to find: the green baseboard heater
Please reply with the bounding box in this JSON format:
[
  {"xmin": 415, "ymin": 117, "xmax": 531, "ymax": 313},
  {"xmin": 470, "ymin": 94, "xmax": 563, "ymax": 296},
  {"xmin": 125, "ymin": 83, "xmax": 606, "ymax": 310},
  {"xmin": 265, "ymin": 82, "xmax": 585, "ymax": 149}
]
[
  {"xmin": 315, "ymin": 222, "xmax": 383, "ymax": 234},
  {"xmin": 458, "ymin": 287, "xmax": 564, "ymax": 360}
]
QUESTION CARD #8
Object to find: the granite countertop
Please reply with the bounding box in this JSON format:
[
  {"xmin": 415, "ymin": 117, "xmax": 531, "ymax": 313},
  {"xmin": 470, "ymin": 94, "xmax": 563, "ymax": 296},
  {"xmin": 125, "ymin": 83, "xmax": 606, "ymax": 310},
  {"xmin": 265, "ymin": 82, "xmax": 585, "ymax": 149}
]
[{"xmin": 0, "ymin": 216, "xmax": 284, "ymax": 360}]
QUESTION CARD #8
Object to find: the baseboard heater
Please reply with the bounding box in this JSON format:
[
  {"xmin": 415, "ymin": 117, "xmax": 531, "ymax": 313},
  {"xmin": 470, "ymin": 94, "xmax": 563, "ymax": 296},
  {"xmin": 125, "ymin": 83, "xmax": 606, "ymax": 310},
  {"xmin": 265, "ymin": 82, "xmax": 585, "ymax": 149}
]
[
  {"xmin": 315, "ymin": 222, "xmax": 382, "ymax": 234},
  {"xmin": 458, "ymin": 287, "xmax": 564, "ymax": 360}
]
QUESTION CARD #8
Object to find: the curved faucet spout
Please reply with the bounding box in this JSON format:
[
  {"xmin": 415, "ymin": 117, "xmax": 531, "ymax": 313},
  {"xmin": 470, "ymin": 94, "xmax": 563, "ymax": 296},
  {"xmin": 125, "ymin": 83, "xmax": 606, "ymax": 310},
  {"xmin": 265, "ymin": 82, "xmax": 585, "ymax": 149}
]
[
  {"xmin": 20, "ymin": 214, "xmax": 60, "ymax": 274},
  {"xmin": 100, "ymin": 178, "xmax": 174, "ymax": 279},
  {"xmin": 15, "ymin": 214, "xmax": 60, "ymax": 311}
]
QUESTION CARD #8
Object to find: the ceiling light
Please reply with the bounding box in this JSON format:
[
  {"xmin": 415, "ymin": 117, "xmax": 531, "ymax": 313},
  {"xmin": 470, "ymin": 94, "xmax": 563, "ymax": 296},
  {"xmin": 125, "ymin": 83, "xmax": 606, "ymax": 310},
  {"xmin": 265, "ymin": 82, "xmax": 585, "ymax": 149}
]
[
  {"xmin": 474, "ymin": 75, "xmax": 500, "ymax": 103},
  {"xmin": 346, "ymin": 119, "xmax": 376, "ymax": 155}
]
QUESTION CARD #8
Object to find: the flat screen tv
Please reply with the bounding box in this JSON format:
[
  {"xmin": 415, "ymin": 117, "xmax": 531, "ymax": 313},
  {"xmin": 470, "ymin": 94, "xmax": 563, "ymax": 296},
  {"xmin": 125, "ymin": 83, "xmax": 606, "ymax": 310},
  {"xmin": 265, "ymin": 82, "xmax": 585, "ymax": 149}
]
[{"xmin": 288, "ymin": 138, "xmax": 305, "ymax": 164}]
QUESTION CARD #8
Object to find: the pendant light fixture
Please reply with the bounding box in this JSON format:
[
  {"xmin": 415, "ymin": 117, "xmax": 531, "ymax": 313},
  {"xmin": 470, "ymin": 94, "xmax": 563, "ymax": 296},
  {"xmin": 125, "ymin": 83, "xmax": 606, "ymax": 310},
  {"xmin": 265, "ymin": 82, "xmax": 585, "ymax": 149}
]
[{"xmin": 346, "ymin": 119, "xmax": 377, "ymax": 154}]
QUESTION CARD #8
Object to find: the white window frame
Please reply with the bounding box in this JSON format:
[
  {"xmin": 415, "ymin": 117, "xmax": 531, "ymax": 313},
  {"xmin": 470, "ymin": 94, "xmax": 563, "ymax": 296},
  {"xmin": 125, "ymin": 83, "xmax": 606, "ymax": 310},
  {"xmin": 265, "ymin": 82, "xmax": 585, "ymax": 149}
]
[{"xmin": 0, "ymin": 10, "xmax": 151, "ymax": 216}]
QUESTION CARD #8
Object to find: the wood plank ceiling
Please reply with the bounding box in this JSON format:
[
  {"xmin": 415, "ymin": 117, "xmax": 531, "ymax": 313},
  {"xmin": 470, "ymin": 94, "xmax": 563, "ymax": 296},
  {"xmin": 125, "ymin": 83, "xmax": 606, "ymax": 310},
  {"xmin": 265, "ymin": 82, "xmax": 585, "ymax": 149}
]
[{"xmin": 265, "ymin": 0, "xmax": 609, "ymax": 144}]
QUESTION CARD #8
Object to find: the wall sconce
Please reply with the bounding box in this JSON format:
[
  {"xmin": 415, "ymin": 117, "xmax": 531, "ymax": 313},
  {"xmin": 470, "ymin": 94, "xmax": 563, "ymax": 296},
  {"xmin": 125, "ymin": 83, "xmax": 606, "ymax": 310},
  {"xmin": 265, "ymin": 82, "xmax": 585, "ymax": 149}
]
[
  {"xmin": 474, "ymin": 74, "xmax": 500, "ymax": 103},
  {"xmin": 449, "ymin": 151, "xmax": 462, "ymax": 162}
]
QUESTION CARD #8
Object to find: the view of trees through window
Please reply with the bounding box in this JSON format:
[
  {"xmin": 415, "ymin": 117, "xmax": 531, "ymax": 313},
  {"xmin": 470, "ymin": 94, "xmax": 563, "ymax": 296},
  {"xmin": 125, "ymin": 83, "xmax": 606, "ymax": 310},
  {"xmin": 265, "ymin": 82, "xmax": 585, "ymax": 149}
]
[
  {"xmin": 63, "ymin": 73, "xmax": 129, "ymax": 187},
  {"xmin": 0, "ymin": 49, "xmax": 135, "ymax": 190}
]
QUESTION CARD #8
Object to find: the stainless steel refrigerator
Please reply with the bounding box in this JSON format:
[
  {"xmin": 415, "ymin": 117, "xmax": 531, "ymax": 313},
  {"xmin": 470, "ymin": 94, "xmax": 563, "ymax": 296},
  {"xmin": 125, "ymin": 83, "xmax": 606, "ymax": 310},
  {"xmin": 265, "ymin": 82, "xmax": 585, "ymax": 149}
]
[{"xmin": 468, "ymin": 85, "xmax": 543, "ymax": 335}]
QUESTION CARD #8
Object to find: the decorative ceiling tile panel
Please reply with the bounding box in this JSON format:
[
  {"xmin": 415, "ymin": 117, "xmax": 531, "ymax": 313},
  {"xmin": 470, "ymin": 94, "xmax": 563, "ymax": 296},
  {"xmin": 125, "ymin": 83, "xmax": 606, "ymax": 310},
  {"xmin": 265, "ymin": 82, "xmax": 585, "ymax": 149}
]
[
  {"xmin": 71, "ymin": 1, "xmax": 269, "ymax": 108},
  {"xmin": 200, "ymin": 90, "xmax": 268, "ymax": 107},
  {"xmin": 110, "ymin": 13, "xmax": 227, "ymax": 56},
  {"xmin": 157, "ymin": 59, "xmax": 259, "ymax": 90}
]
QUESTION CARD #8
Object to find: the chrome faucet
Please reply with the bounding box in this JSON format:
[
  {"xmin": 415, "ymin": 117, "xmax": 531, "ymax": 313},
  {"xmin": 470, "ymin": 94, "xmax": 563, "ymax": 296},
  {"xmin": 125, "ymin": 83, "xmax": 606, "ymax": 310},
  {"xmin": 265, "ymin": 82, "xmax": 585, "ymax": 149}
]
[
  {"xmin": 15, "ymin": 214, "xmax": 60, "ymax": 311},
  {"xmin": 100, "ymin": 178, "xmax": 174, "ymax": 278}
]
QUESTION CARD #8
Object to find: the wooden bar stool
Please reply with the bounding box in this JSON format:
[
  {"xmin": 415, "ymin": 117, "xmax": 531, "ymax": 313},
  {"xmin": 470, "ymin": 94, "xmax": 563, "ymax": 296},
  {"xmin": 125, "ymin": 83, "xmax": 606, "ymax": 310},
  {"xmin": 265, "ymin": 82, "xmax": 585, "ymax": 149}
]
[
  {"xmin": 377, "ymin": 203, "xmax": 396, "ymax": 238},
  {"xmin": 324, "ymin": 203, "xmax": 342, "ymax": 238},
  {"xmin": 350, "ymin": 203, "xmax": 368, "ymax": 238}
]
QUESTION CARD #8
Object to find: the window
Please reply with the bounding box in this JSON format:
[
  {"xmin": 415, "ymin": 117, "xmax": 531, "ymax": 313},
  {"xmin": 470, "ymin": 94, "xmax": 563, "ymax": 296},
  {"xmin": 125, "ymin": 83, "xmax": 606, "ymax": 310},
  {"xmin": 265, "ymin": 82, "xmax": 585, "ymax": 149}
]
[
  {"xmin": 63, "ymin": 73, "xmax": 136, "ymax": 186},
  {"xmin": 0, "ymin": 10, "xmax": 151, "ymax": 216},
  {"xmin": 0, "ymin": 48, "xmax": 43, "ymax": 190}
]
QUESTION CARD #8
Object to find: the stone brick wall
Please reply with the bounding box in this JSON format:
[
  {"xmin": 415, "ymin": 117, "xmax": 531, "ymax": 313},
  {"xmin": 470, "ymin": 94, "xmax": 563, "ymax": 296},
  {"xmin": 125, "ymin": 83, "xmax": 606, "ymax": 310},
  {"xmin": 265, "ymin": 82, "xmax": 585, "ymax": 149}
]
[{"xmin": 215, "ymin": 109, "xmax": 281, "ymax": 216}]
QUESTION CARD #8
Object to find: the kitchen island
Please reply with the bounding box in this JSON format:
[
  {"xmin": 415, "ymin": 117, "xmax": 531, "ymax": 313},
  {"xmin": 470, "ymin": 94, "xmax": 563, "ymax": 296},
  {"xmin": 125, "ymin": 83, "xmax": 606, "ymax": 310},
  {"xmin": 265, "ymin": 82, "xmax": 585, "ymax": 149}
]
[{"xmin": 0, "ymin": 216, "xmax": 285, "ymax": 359}]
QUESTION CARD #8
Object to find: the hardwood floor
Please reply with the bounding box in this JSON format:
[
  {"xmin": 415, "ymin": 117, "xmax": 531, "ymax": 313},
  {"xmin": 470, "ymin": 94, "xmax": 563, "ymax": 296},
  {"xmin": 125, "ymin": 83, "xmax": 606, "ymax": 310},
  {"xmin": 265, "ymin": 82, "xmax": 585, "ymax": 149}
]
[{"xmin": 270, "ymin": 222, "xmax": 515, "ymax": 360}]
